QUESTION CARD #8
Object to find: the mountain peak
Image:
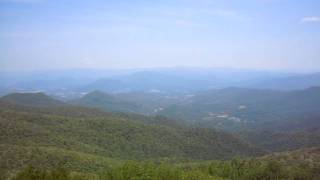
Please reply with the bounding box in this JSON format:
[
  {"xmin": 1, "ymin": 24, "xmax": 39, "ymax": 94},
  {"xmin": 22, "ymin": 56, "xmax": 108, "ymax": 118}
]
[{"xmin": 82, "ymin": 90, "xmax": 115, "ymax": 99}]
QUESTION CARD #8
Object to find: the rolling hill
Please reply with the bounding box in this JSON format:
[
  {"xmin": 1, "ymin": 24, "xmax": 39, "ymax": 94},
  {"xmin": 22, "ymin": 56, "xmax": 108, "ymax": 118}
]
[
  {"xmin": 0, "ymin": 92, "xmax": 66, "ymax": 107},
  {"xmin": 0, "ymin": 94, "xmax": 263, "ymax": 174},
  {"xmin": 70, "ymin": 87, "xmax": 320, "ymax": 127},
  {"xmin": 159, "ymin": 87, "xmax": 320, "ymax": 128},
  {"xmin": 80, "ymin": 70, "xmax": 237, "ymax": 93},
  {"xmin": 69, "ymin": 91, "xmax": 143, "ymax": 113},
  {"xmin": 250, "ymin": 73, "xmax": 320, "ymax": 90},
  {"xmin": 240, "ymin": 129, "xmax": 320, "ymax": 152}
]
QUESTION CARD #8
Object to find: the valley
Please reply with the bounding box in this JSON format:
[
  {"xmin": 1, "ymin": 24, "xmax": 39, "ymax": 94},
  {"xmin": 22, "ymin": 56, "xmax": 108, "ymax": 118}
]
[{"xmin": 1, "ymin": 82, "xmax": 320, "ymax": 179}]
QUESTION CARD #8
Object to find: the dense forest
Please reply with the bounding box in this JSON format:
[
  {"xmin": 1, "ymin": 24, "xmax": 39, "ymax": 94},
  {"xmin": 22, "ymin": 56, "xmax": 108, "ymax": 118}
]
[
  {"xmin": 0, "ymin": 92, "xmax": 320, "ymax": 179},
  {"xmin": 9, "ymin": 156, "xmax": 320, "ymax": 180}
]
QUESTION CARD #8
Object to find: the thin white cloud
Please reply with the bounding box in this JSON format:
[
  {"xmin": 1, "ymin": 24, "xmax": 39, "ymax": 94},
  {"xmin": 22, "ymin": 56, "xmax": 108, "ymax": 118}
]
[{"xmin": 301, "ymin": 16, "xmax": 320, "ymax": 23}]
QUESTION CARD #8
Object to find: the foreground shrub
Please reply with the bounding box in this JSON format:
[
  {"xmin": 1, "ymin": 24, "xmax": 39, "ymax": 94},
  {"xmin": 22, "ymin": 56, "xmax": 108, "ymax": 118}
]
[{"xmin": 10, "ymin": 159, "xmax": 320, "ymax": 180}]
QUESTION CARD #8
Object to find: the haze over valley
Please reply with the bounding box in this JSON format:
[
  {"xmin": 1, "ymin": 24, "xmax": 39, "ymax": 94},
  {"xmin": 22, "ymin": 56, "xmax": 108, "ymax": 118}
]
[{"xmin": 1, "ymin": 0, "xmax": 320, "ymax": 179}]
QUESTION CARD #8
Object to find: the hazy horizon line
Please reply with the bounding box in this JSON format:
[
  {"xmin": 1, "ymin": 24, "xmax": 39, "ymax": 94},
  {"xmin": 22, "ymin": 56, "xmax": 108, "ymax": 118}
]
[{"xmin": 1, "ymin": 66, "xmax": 320, "ymax": 74}]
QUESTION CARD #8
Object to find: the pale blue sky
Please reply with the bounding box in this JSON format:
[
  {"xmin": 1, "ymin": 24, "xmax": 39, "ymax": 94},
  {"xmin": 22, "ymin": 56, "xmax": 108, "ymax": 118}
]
[{"xmin": 0, "ymin": 0, "xmax": 319, "ymax": 72}]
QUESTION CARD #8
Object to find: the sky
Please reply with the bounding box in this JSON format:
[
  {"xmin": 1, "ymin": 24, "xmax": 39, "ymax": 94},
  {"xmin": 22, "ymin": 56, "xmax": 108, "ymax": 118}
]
[{"xmin": 0, "ymin": 0, "xmax": 319, "ymax": 72}]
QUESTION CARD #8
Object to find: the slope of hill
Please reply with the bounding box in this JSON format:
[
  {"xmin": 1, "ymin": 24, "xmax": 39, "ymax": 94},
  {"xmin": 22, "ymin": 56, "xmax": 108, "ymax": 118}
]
[
  {"xmin": 71, "ymin": 91, "xmax": 188, "ymax": 115},
  {"xmin": 70, "ymin": 91, "xmax": 143, "ymax": 113},
  {"xmin": 240, "ymin": 129, "xmax": 320, "ymax": 152},
  {"xmin": 0, "ymin": 92, "xmax": 66, "ymax": 107},
  {"xmin": 250, "ymin": 73, "xmax": 320, "ymax": 90},
  {"xmin": 261, "ymin": 147, "xmax": 320, "ymax": 167},
  {"xmin": 7, "ymin": 147, "xmax": 320, "ymax": 180},
  {"xmin": 80, "ymin": 70, "xmax": 230, "ymax": 93},
  {"xmin": 160, "ymin": 87, "xmax": 320, "ymax": 127},
  {"xmin": 0, "ymin": 101, "xmax": 263, "ymax": 174}
]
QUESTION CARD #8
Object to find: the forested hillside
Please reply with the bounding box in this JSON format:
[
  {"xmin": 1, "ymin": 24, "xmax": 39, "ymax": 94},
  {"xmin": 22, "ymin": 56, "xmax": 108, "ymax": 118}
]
[
  {"xmin": 0, "ymin": 92, "xmax": 66, "ymax": 107},
  {"xmin": 70, "ymin": 91, "xmax": 143, "ymax": 113},
  {"xmin": 1, "ymin": 90, "xmax": 319, "ymax": 179},
  {"xmin": 159, "ymin": 87, "xmax": 320, "ymax": 129},
  {"xmin": 67, "ymin": 87, "xmax": 320, "ymax": 130},
  {"xmin": 6, "ymin": 148, "xmax": 320, "ymax": 180},
  {"xmin": 0, "ymin": 98, "xmax": 262, "ymax": 175}
]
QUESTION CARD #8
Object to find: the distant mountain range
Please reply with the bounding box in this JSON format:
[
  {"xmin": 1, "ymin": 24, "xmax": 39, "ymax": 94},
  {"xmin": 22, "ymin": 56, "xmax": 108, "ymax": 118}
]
[
  {"xmin": 249, "ymin": 72, "xmax": 320, "ymax": 90},
  {"xmin": 78, "ymin": 70, "xmax": 320, "ymax": 93},
  {"xmin": 2, "ymin": 68, "xmax": 320, "ymax": 97},
  {"xmin": 80, "ymin": 71, "xmax": 224, "ymax": 93}
]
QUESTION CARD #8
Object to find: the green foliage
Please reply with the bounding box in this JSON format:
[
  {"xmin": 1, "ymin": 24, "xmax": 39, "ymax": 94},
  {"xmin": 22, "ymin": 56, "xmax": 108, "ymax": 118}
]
[
  {"xmin": 13, "ymin": 167, "xmax": 70, "ymax": 180},
  {"xmin": 11, "ymin": 158, "xmax": 320, "ymax": 180},
  {"xmin": 70, "ymin": 91, "xmax": 143, "ymax": 114},
  {"xmin": 0, "ymin": 93, "xmax": 65, "ymax": 107},
  {"xmin": 159, "ymin": 87, "xmax": 320, "ymax": 133},
  {"xmin": 0, "ymin": 102, "xmax": 261, "ymax": 174},
  {"xmin": 1, "ymin": 92, "xmax": 320, "ymax": 180},
  {"xmin": 241, "ymin": 129, "xmax": 320, "ymax": 152}
]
